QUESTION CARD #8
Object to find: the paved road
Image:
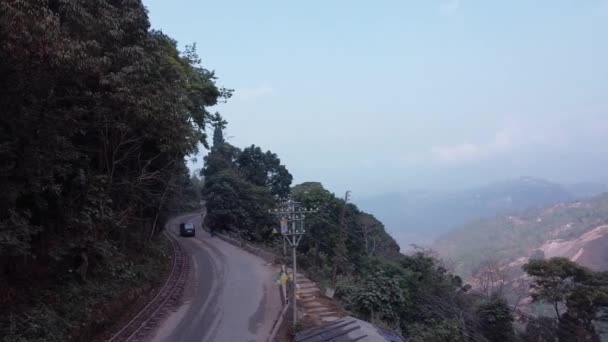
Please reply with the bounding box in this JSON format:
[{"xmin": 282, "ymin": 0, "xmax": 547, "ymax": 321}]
[{"xmin": 150, "ymin": 213, "xmax": 282, "ymax": 342}]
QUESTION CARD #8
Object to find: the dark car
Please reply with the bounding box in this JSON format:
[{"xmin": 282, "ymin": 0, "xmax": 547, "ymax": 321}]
[{"xmin": 179, "ymin": 222, "xmax": 196, "ymax": 237}]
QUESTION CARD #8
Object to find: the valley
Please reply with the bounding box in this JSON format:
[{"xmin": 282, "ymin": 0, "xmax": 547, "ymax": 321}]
[
  {"xmin": 358, "ymin": 177, "xmax": 608, "ymax": 249},
  {"xmin": 434, "ymin": 193, "xmax": 608, "ymax": 277}
]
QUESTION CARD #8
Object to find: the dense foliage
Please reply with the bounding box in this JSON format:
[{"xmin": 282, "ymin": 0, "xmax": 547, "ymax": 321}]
[
  {"xmin": 237, "ymin": 145, "xmax": 292, "ymax": 198},
  {"xmin": 201, "ymin": 121, "xmax": 292, "ymax": 240},
  {"xmin": 475, "ymin": 297, "xmax": 515, "ymax": 341},
  {"xmin": 0, "ymin": 0, "xmax": 226, "ymax": 340},
  {"xmin": 523, "ymin": 258, "xmax": 608, "ymax": 341},
  {"xmin": 291, "ymin": 181, "xmax": 401, "ymax": 265},
  {"xmin": 284, "ymin": 183, "xmax": 529, "ymax": 340}
]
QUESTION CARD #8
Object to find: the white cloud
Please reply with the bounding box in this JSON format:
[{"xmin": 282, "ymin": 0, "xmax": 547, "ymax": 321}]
[
  {"xmin": 431, "ymin": 129, "xmax": 514, "ymax": 163},
  {"xmin": 439, "ymin": 0, "xmax": 461, "ymax": 15},
  {"xmin": 233, "ymin": 83, "xmax": 274, "ymax": 101},
  {"xmin": 429, "ymin": 116, "xmax": 608, "ymax": 165}
]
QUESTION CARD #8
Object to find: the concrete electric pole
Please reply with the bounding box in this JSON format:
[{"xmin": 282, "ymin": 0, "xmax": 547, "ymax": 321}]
[{"xmin": 270, "ymin": 199, "xmax": 317, "ymax": 329}]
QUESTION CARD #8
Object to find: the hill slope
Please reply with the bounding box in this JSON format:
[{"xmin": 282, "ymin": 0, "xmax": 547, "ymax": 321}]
[{"xmin": 434, "ymin": 193, "xmax": 608, "ymax": 276}]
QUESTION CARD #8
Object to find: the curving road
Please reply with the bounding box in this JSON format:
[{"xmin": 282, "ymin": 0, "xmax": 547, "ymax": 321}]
[{"xmin": 150, "ymin": 213, "xmax": 282, "ymax": 342}]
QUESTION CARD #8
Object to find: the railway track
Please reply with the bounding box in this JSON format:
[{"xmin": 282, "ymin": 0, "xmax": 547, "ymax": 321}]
[{"xmin": 107, "ymin": 231, "xmax": 189, "ymax": 342}]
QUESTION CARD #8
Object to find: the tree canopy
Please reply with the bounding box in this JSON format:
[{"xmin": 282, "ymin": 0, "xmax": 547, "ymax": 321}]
[
  {"xmin": 475, "ymin": 297, "xmax": 516, "ymax": 341},
  {"xmin": 523, "ymin": 257, "xmax": 608, "ymax": 341},
  {"xmin": 237, "ymin": 145, "xmax": 293, "ymax": 198},
  {"xmin": 201, "ymin": 121, "xmax": 292, "ymax": 240},
  {"xmin": 1, "ymin": 0, "xmax": 216, "ymax": 268},
  {"xmin": 0, "ymin": 0, "xmax": 227, "ymax": 339}
]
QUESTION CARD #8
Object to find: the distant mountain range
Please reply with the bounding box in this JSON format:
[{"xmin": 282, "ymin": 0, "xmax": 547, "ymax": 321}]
[
  {"xmin": 433, "ymin": 192, "xmax": 608, "ymax": 275},
  {"xmin": 432, "ymin": 193, "xmax": 608, "ymax": 316},
  {"xmin": 356, "ymin": 177, "xmax": 608, "ymax": 248}
]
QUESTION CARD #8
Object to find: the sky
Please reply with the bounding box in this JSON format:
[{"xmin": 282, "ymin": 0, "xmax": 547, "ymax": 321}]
[{"xmin": 144, "ymin": 0, "xmax": 608, "ymax": 199}]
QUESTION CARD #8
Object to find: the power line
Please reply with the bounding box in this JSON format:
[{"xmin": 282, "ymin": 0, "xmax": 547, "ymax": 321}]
[
  {"xmin": 411, "ymin": 298, "xmax": 489, "ymax": 342},
  {"xmin": 309, "ymin": 212, "xmax": 368, "ymax": 248},
  {"xmin": 463, "ymin": 288, "xmax": 582, "ymax": 340},
  {"xmin": 312, "ymin": 209, "xmax": 401, "ymax": 255}
]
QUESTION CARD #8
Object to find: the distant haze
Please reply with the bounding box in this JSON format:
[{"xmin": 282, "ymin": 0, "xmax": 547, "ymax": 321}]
[
  {"xmin": 356, "ymin": 178, "xmax": 608, "ymax": 249},
  {"xmin": 145, "ymin": 0, "xmax": 608, "ymax": 197}
]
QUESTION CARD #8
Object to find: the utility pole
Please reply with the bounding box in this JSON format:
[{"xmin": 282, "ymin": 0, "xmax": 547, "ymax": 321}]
[
  {"xmin": 332, "ymin": 191, "xmax": 350, "ymax": 286},
  {"xmin": 270, "ymin": 199, "xmax": 317, "ymax": 329},
  {"xmin": 280, "ymin": 216, "xmax": 287, "ymax": 256},
  {"xmin": 339, "ymin": 191, "xmax": 350, "ymax": 233}
]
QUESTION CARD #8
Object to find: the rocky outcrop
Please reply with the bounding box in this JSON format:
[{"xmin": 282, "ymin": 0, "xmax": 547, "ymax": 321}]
[{"xmin": 536, "ymin": 225, "xmax": 608, "ymax": 271}]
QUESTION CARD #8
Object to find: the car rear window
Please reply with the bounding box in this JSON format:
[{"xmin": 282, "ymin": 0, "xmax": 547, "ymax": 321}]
[{"xmin": 185, "ymin": 223, "xmax": 194, "ymax": 229}]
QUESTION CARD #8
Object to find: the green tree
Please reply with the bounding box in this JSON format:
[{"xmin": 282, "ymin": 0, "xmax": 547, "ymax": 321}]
[
  {"xmin": 352, "ymin": 270, "xmax": 407, "ymax": 325},
  {"xmin": 190, "ymin": 174, "xmax": 204, "ymax": 198},
  {"xmin": 290, "ymin": 182, "xmax": 341, "ymax": 270},
  {"xmin": 200, "ymin": 122, "xmax": 293, "ymax": 240},
  {"xmin": 557, "ymin": 285, "xmax": 608, "ymax": 341},
  {"xmin": 291, "ymin": 182, "xmax": 400, "ymax": 275},
  {"xmin": 210, "ymin": 113, "xmax": 228, "ymax": 148},
  {"xmin": 407, "ymin": 320, "xmax": 465, "ymax": 342},
  {"xmin": 523, "ymin": 258, "xmax": 608, "ymax": 341},
  {"xmin": 201, "ymin": 117, "xmax": 240, "ymax": 180},
  {"xmin": 522, "ymin": 258, "xmax": 586, "ymax": 319},
  {"xmin": 237, "ymin": 145, "xmax": 293, "ymax": 198},
  {"xmin": 522, "ymin": 316, "xmax": 558, "ymax": 342},
  {"xmin": 354, "ymin": 213, "xmax": 401, "ymax": 259},
  {"xmin": 0, "ymin": 0, "xmax": 228, "ymax": 339},
  {"xmin": 475, "ymin": 297, "xmax": 515, "ymax": 341},
  {"xmin": 1, "ymin": 0, "xmax": 224, "ymax": 270},
  {"xmin": 558, "ymin": 311, "xmax": 601, "ymax": 342},
  {"xmin": 203, "ymin": 170, "xmax": 274, "ymax": 240},
  {"xmin": 202, "ymin": 143, "xmax": 241, "ymax": 180}
]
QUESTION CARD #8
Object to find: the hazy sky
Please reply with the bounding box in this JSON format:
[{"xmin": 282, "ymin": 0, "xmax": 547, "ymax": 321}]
[{"xmin": 144, "ymin": 0, "xmax": 608, "ymax": 198}]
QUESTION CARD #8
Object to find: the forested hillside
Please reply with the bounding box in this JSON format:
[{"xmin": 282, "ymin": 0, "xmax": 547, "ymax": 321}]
[{"xmin": 0, "ymin": 1, "xmax": 224, "ymax": 340}]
